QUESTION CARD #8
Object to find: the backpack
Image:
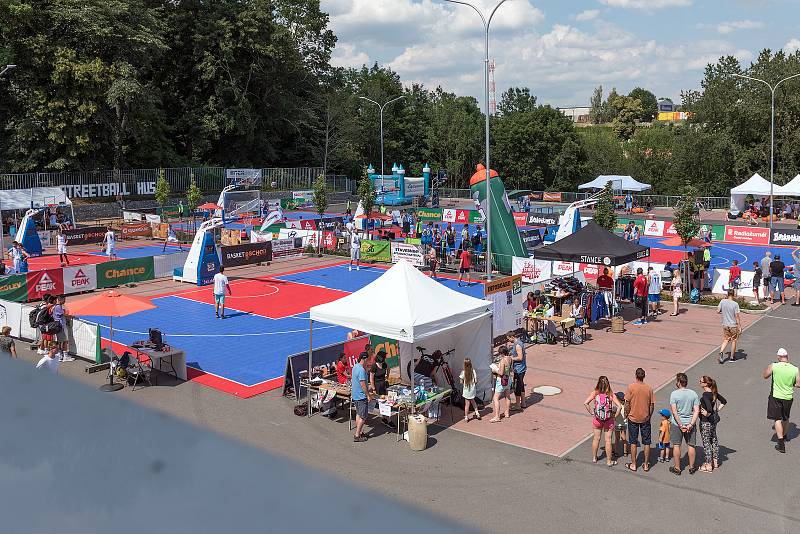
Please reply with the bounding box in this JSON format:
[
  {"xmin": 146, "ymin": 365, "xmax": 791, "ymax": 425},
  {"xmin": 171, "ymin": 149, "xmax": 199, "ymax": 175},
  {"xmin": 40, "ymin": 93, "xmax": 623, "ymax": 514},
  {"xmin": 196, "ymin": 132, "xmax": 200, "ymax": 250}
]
[
  {"xmin": 594, "ymin": 393, "xmax": 613, "ymax": 421},
  {"xmin": 689, "ymin": 288, "xmax": 700, "ymax": 304},
  {"xmin": 40, "ymin": 321, "xmax": 62, "ymax": 334},
  {"xmin": 29, "ymin": 305, "xmax": 43, "ymax": 328},
  {"xmin": 35, "ymin": 305, "xmax": 52, "ymax": 327}
]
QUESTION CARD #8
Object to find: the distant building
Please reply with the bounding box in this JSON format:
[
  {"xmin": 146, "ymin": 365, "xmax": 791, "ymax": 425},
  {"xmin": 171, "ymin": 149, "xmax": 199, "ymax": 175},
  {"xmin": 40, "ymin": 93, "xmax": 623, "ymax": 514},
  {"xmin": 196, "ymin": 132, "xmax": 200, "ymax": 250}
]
[
  {"xmin": 559, "ymin": 106, "xmax": 591, "ymax": 124},
  {"xmin": 657, "ymin": 98, "xmax": 675, "ymax": 113}
]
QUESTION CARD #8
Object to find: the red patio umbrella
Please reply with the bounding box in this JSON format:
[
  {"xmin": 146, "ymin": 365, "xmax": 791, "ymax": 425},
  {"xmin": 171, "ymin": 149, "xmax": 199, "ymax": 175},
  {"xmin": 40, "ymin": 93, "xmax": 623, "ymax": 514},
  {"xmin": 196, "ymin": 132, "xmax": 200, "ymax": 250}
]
[
  {"xmin": 68, "ymin": 290, "xmax": 156, "ymax": 392},
  {"xmin": 197, "ymin": 202, "xmax": 223, "ymax": 211},
  {"xmin": 659, "ymin": 236, "xmax": 710, "ymax": 248},
  {"xmin": 355, "ymin": 212, "xmax": 392, "ymax": 221}
]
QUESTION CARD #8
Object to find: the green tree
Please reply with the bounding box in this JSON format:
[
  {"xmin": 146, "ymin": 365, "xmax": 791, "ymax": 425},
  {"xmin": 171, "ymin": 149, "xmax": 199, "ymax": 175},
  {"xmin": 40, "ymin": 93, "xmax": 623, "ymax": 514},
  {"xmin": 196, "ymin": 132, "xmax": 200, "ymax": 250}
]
[
  {"xmin": 186, "ymin": 173, "xmax": 202, "ymax": 211},
  {"xmin": 497, "ymin": 87, "xmax": 537, "ymax": 115},
  {"xmin": 593, "ymin": 182, "xmax": 617, "ymax": 232},
  {"xmin": 589, "ymin": 85, "xmax": 604, "ymax": 125},
  {"xmin": 155, "ymin": 168, "xmax": 171, "ymax": 208},
  {"xmin": 673, "ymin": 183, "xmax": 702, "ymax": 247},
  {"xmin": 628, "ymin": 87, "xmax": 658, "ymax": 122},
  {"xmin": 356, "ymin": 167, "xmax": 376, "ymax": 219},
  {"xmin": 611, "ymin": 95, "xmax": 643, "ymax": 141},
  {"xmin": 312, "ymin": 174, "xmax": 328, "ymax": 255}
]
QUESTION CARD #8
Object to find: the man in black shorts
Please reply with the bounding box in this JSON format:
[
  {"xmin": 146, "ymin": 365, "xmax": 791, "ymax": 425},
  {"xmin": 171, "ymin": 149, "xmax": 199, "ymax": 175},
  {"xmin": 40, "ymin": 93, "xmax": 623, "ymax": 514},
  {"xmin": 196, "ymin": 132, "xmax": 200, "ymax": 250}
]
[{"xmin": 413, "ymin": 349, "xmax": 443, "ymax": 388}]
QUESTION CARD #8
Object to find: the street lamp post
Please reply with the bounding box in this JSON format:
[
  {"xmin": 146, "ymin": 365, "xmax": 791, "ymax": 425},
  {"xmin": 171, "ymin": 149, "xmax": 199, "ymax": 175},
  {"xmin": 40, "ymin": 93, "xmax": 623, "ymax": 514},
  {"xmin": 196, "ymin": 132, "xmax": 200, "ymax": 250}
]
[
  {"xmin": 444, "ymin": 0, "xmax": 508, "ymax": 279},
  {"xmin": 0, "ymin": 65, "xmax": 17, "ymax": 261},
  {"xmin": 734, "ymin": 72, "xmax": 800, "ymax": 231},
  {"xmin": 357, "ymin": 95, "xmax": 406, "ymax": 185}
]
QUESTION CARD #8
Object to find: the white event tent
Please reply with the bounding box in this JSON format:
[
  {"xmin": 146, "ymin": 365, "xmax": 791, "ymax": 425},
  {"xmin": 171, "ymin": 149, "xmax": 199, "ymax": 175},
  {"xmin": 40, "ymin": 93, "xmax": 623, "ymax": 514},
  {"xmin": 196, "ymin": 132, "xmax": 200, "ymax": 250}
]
[
  {"xmin": 776, "ymin": 174, "xmax": 800, "ymax": 197},
  {"xmin": 729, "ymin": 173, "xmax": 772, "ymax": 212},
  {"xmin": 309, "ymin": 260, "xmax": 494, "ymax": 397},
  {"xmin": 578, "ymin": 175, "xmax": 652, "ymax": 192}
]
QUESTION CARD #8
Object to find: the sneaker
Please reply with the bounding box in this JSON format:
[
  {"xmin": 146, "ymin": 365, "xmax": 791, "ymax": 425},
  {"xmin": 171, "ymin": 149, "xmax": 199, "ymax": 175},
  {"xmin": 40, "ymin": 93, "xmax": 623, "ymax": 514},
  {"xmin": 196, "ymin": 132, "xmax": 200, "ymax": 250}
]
[
  {"xmin": 776, "ymin": 440, "xmax": 786, "ymax": 453},
  {"xmin": 718, "ymin": 353, "xmax": 725, "ymax": 364},
  {"xmin": 632, "ymin": 320, "xmax": 643, "ymax": 325},
  {"xmin": 60, "ymin": 355, "xmax": 75, "ymax": 362},
  {"xmin": 353, "ymin": 435, "xmax": 367, "ymax": 443}
]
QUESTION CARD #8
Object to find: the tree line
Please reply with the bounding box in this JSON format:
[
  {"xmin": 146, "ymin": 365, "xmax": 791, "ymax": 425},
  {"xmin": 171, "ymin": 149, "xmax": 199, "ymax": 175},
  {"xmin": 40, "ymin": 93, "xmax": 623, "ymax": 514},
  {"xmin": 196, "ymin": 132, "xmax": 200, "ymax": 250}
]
[{"xmin": 1, "ymin": 1, "xmax": 799, "ymax": 196}]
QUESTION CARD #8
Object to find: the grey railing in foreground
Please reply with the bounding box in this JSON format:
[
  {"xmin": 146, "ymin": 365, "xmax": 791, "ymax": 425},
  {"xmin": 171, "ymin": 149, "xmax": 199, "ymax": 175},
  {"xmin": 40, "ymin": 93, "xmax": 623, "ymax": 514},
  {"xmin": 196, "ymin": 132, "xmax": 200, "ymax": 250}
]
[
  {"xmin": 0, "ymin": 357, "xmax": 464, "ymax": 533},
  {"xmin": 0, "ymin": 167, "xmax": 352, "ymax": 194}
]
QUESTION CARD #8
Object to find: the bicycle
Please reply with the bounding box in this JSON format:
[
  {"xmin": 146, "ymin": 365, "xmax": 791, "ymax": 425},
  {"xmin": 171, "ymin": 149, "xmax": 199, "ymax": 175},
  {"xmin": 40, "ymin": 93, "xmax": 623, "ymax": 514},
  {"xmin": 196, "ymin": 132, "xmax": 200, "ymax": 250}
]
[{"xmin": 408, "ymin": 346, "xmax": 463, "ymax": 408}]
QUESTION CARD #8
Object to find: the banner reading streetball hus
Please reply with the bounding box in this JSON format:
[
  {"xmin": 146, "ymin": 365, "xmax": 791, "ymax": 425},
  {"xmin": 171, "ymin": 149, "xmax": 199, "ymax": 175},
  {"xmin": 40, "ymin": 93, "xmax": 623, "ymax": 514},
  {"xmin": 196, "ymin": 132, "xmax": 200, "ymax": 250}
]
[{"xmin": 97, "ymin": 257, "xmax": 155, "ymax": 288}]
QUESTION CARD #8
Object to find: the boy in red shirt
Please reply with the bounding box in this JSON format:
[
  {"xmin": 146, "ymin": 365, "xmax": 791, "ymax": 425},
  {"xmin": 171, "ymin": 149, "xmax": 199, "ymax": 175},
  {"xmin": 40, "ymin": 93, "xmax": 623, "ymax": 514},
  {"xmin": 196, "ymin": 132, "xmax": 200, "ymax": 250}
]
[
  {"xmin": 457, "ymin": 246, "xmax": 472, "ymax": 286},
  {"xmin": 633, "ymin": 267, "xmax": 649, "ymax": 325},
  {"xmin": 728, "ymin": 259, "xmax": 742, "ymax": 295}
]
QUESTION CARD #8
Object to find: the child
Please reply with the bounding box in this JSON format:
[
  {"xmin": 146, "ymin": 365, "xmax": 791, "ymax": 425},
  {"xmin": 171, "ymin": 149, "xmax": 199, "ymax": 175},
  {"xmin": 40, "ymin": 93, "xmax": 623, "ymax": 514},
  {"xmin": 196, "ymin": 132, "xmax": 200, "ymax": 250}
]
[
  {"xmin": 428, "ymin": 246, "xmax": 438, "ymax": 279},
  {"xmin": 657, "ymin": 408, "xmax": 672, "ymax": 462},
  {"xmin": 614, "ymin": 391, "xmax": 628, "ymax": 460},
  {"xmin": 457, "ymin": 246, "xmax": 471, "ymax": 287},
  {"xmin": 459, "ymin": 358, "xmax": 481, "ymax": 422}
]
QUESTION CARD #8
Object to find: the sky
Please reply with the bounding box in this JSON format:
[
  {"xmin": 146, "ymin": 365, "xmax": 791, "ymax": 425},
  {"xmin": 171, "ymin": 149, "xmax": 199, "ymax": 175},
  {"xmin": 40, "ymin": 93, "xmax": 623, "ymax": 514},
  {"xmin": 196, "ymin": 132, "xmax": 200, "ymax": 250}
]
[{"xmin": 321, "ymin": 0, "xmax": 800, "ymax": 108}]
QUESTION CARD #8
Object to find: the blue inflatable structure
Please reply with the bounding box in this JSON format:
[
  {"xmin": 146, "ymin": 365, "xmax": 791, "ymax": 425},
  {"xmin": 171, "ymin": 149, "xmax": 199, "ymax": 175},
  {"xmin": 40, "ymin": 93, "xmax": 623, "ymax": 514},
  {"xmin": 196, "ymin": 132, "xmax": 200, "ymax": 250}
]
[{"xmin": 368, "ymin": 163, "xmax": 430, "ymax": 206}]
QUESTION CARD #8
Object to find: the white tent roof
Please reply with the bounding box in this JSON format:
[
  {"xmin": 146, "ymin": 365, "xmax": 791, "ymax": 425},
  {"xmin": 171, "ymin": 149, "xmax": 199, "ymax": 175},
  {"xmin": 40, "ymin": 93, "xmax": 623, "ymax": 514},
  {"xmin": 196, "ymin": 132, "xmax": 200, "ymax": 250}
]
[
  {"xmin": 730, "ymin": 173, "xmax": 772, "ymax": 195},
  {"xmin": 578, "ymin": 175, "xmax": 652, "ymax": 192},
  {"xmin": 0, "ymin": 187, "xmax": 71, "ymax": 211},
  {"xmin": 776, "ymin": 174, "xmax": 800, "ymax": 196},
  {"xmin": 309, "ymin": 260, "xmax": 493, "ymax": 343}
]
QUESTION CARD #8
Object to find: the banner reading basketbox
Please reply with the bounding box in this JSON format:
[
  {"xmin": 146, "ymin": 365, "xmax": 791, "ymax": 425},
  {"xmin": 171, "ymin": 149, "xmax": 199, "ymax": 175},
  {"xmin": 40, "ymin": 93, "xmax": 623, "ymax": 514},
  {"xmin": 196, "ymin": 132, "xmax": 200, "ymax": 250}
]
[
  {"xmin": 361, "ymin": 240, "xmax": 391, "ymax": 262},
  {"xmin": 391, "ymin": 242, "xmax": 424, "ymax": 266},
  {"xmin": 97, "ymin": 257, "xmax": 155, "ymax": 288}
]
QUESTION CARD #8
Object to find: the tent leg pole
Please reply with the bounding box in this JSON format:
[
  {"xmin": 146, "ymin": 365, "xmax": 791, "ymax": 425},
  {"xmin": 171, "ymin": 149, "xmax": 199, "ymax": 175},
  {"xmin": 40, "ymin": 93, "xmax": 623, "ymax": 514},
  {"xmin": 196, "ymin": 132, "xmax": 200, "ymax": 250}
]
[
  {"xmin": 100, "ymin": 316, "xmax": 123, "ymax": 392},
  {"xmin": 307, "ymin": 320, "xmax": 313, "ymax": 417}
]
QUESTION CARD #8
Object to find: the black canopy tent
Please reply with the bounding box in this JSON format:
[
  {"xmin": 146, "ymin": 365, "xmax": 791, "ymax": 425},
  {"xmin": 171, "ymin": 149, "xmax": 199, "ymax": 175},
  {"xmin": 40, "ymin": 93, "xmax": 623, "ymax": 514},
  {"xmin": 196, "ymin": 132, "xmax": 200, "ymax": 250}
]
[{"xmin": 533, "ymin": 221, "xmax": 650, "ymax": 266}]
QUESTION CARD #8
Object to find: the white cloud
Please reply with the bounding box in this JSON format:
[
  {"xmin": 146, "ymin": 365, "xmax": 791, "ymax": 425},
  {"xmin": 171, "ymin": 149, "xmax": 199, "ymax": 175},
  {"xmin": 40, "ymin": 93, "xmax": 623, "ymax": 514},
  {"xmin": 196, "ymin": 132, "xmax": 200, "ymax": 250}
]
[
  {"xmin": 330, "ymin": 43, "xmax": 370, "ymax": 68},
  {"xmin": 598, "ymin": 0, "xmax": 691, "ymax": 9},
  {"xmin": 574, "ymin": 9, "xmax": 600, "ymax": 21},
  {"xmin": 716, "ymin": 20, "xmax": 765, "ymax": 34},
  {"xmin": 786, "ymin": 38, "xmax": 800, "ymax": 54}
]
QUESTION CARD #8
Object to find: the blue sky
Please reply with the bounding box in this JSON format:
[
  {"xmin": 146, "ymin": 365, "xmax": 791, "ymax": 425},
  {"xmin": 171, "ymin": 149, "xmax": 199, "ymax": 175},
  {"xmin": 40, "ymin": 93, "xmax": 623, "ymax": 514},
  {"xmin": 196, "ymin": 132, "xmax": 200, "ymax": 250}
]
[{"xmin": 321, "ymin": 0, "xmax": 800, "ymax": 107}]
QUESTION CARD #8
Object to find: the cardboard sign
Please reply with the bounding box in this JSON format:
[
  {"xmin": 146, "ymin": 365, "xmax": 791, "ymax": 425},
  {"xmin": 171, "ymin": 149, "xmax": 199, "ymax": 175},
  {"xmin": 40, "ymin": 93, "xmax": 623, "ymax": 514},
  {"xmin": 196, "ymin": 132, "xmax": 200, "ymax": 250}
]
[{"xmin": 391, "ymin": 242, "xmax": 424, "ymax": 267}]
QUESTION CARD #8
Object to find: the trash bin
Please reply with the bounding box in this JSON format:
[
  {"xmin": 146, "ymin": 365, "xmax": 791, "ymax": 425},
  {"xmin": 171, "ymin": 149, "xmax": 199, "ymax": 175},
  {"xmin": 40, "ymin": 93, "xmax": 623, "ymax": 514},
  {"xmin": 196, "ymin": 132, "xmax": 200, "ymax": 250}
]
[{"xmin": 407, "ymin": 414, "xmax": 428, "ymax": 451}]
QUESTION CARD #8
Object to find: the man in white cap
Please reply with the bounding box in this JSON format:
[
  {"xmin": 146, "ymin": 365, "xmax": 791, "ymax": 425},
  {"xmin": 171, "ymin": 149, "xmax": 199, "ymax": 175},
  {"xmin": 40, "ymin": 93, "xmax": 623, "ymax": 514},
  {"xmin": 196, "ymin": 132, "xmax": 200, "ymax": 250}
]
[{"xmin": 763, "ymin": 348, "xmax": 799, "ymax": 453}]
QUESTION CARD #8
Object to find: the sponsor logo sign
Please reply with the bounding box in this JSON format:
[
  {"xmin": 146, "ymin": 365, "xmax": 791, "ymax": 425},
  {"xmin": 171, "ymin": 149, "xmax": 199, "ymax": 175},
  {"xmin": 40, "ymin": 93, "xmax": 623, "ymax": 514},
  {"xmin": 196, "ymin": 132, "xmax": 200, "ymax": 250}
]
[
  {"xmin": 221, "ymin": 242, "xmax": 273, "ymax": 267},
  {"xmin": 454, "ymin": 210, "xmax": 469, "ymax": 223},
  {"xmin": 360, "ymin": 240, "xmax": 391, "ymax": 262},
  {"xmin": 770, "ymin": 228, "xmax": 800, "ymax": 246},
  {"xmin": 526, "ymin": 214, "xmax": 559, "ymax": 227},
  {"xmin": 272, "ymin": 238, "xmax": 304, "ymax": 259},
  {"xmin": 724, "ymin": 225, "xmax": 770, "ymax": 245},
  {"xmin": 62, "ymin": 266, "xmax": 97, "ymax": 295},
  {"xmin": 415, "ymin": 208, "xmax": 443, "ymax": 221},
  {"xmin": 123, "ymin": 211, "xmax": 143, "ymax": 221},
  {"xmin": 643, "ymin": 220, "xmax": 665, "ymax": 237},
  {"xmin": 553, "ymin": 261, "xmax": 578, "ymax": 276},
  {"xmin": 542, "ymin": 192, "xmax": 562, "ymax": 202},
  {"xmin": 145, "ymin": 214, "xmax": 161, "ymax": 224},
  {"xmin": 63, "ymin": 226, "xmax": 106, "ymax": 245},
  {"xmin": 520, "ymin": 229, "xmax": 543, "ymax": 253},
  {"xmin": 484, "ymin": 274, "xmax": 522, "ymax": 296},
  {"xmin": 26, "ymin": 270, "xmax": 64, "ymax": 301},
  {"xmin": 578, "ymin": 255, "xmax": 612, "ymax": 265},
  {"xmin": 404, "ymin": 177, "xmax": 424, "ymax": 197},
  {"xmin": 0, "ymin": 274, "xmax": 29, "ymax": 302},
  {"xmin": 513, "ymin": 257, "xmax": 551, "ymax": 284},
  {"xmin": 292, "ymin": 190, "xmax": 314, "ymax": 200},
  {"xmin": 391, "ymin": 242, "xmax": 424, "ymax": 267},
  {"xmin": 512, "ymin": 212, "xmax": 527, "ymax": 227},
  {"xmin": 442, "ymin": 209, "xmax": 457, "ymax": 223},
  {"xmin": 97, "ymin": 257, "xmax": 155, "ymax": 288},
  {"xmin": 121, "ymin": 222, "xmax": 152, "ymax": 238}
]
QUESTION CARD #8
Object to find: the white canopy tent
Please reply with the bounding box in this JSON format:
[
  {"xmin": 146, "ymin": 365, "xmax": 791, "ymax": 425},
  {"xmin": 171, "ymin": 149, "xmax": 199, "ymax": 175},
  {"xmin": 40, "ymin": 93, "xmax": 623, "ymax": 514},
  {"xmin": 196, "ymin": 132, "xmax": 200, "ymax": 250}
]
[
  {"xmin": 776, "ymin": 174, "xmax": 800, "ymax": 197},
  {"xmin": 0, "ymin": 187, "xmax": 75, "ymax": 259},
  {"xmin": 578, "ymin": 175, "xmax": 652, "ymax": 192},
  {"xmin": 729, "ymin": 173, "xmax": 772, "ymax": 212},
  {"xmin": 309, "ymin": 260, "xmax": 494, "ymax": 397}
]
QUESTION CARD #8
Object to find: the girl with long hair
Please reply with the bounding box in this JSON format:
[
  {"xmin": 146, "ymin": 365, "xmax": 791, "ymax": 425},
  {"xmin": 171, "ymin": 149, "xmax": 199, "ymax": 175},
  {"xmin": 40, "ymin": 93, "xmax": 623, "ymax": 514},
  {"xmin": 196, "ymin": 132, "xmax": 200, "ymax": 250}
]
[
  {"xmin": 583, "ymin": 375, "xmax": 623, "ymax": 466},
  {"xmin": 699, "ymin": 376, "xmax": 727, "ymax": 473},
  {"xmin": 459, "ymin": 358, "xmax": 481, "ymax": 422},
  {"xmin": 490, "ymin": 347, "xmax": 512, "ymax": 423}
]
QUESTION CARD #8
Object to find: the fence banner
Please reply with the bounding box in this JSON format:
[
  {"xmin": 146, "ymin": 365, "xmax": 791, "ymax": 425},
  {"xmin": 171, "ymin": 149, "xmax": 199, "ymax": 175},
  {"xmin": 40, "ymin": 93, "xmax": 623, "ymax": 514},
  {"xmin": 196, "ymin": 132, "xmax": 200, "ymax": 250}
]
[
  {"xmin": 468, "ymin": 210, "xmax": 485, "ymax": 224},
  {"xmin": 123, "ymin": 211, "xmax": 143, "ymax": 221},
  {"xmin": 520, "ymin": 229, "xmax": 543, "ymax": 254},
  {"xmin": 770, "ymin": 228, "xmax": 800, "ymax": 246},
  {"xmin": 97, "ymin": 257, "xmax": 155, "ymax": 288},
  {"xmin": 26, "ymin": 269, "xmax": 64, "ymax": 301},
  {"xmin": 145, "ymin": 213, "xmax": 162, "ymax": 224},
  {"xmin": 292, "ymin": 190, "xmax": 314, "ymax": 200},
  {"xmin": 442, "ymin": 208, "xmax": 458, "ymax": 223},
  {"xmin": 0, "ymin": 274, "xmax": 29, "ymax": 302},
  {"xmin": 526, "ymin": 214, "xmax": 559, "ymax": 227},
  {"xmin": 542, "ymin": 192, "xmax": 562, "ymax": 202},
  {"xmin": 62, "ymin": 265, "xmax": 98, "ymax": 295},
  {"xmin": 0, "ymin": 299, "xmax": 23, "ymax": 337},
  {"xmin": 724, "ymin": 225, "xmax": 770, "ymax": 245},
  {"xmin": 361, "ymin": 239, "xmax": 391, "ymax": 262},
  {"xmin": 63, "ymin": 226, "xmax": 106, "ymax": 245},
  {"xmin": 415, "ymin": 208, "xmax": 443, "ymax": 221},
  {"xmin": 121, "ymin": 222, "xmax": 152, "ymax": 238},
  {"xmin": 512, "ymin": 257, "xmax": 551, "ymax": 284},
  {"xmin": 642, "ymin": 219, "xmax": 665, "ymax": 237},
  {"xmin": 391, "ymin": 242, "xmax": 424, "ymax": 267},
  {"xmin": 272, "ymin": 238, "xmax": 304, "ymax": 259},
  {"xmin": 250, "ymin": 230, "xmax": 272, "ymax": 243},
  {"xmin": 221, "ymin": 242, "xmax": 272, "ymax": 267},
  {"xmin": 321, "ymin": 231, "xmax": 337, "ymax": 251},
  {"xmin": 227, "ymin": 168, "xmax": 262, "ymax": 187}
]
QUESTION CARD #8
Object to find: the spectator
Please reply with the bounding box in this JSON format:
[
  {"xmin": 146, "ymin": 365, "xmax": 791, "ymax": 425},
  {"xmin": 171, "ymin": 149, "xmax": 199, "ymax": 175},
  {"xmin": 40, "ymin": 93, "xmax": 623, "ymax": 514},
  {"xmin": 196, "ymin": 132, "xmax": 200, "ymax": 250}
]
[
  {"xmin": 631, "ymin": 224, "xmax": 641, "ymax": 244},
  {"xmin": 351, "ymin": 352, "xmax": 371, "ymax": 443},
  {"xmin": 632, "ymin": 268, "xmax": 649, "ymax": 325},
  {"xmin": 36, "ymin": 346, "xmax": 60, "ymax": 374},
  {"xmin": 760, "ymin": 251, "xmax": 772, "ymax": 301},
  {"xmin": 769, "ymin": 254, "xmax": 786, "ymax": 304},
  {"xmin": 792, "ymin": 247, "xmax": 800, "ymax": 307},
  {"xmin": 698, "ymin": 376, "xmax": 727, "ymax": 473},
  {"xmin": 763, "ymin": 348, "xmax": 799, "ymax": 454},
  {"xmin": 507, "ymin": 331, "xmax": 526, "ymax": 411},
  {"xmin": 717, "ymin": 289, "xmax": 741, "ymax": 364},
  {"xmin": 370, "ymin": 350, "xmax": 392, "ymax": 428},
  {"xmin": 752, "ymin": 261, "xmax": 762, "ymax": 303},
  {"xmin": 583, "ymin": 375, "xmax": 623, "ymax": 466},
  {"xmin": 335, "ymin": 353, "xmax": 350, "ymax": 384},
  {"xmin": 0, "ymin": 326, "xmax": 16, "ymax": 358},
  {"xmin": 657, "ymin": 409, "xmax": 672, "ymax": 463},
  {"xmin": 647, "ymin": 266, "xmax": 662, "ymax": 318},
  {"xmin": 490, "ymin": 346, "xmax": 512, "ymax": 423},
  {"xmin": 625, "ymin": 368, "xmax": 655, "ymax": 472},
  {"xmin": 670, "ymin": 271, "xmax": 683, "ymax": 316},
  {"xmin": 669, "ymin": 372, "xmax": 700, "ymax": 475},
  {"xmin": 728, "ymin": 259, "xmax": 742, "ymax": 295},
  {"xmin": 459, "ymin": 357, "xmax": 481, "ymax": 422},
  {"xmin": 52, "ymin": 295, "xmax": 74, "ymax": 362}
]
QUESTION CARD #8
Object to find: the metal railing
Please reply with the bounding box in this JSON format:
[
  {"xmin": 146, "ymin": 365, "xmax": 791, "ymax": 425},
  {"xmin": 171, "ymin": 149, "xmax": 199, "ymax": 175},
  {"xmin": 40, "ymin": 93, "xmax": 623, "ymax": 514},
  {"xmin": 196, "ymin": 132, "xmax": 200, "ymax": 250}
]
[{"xmin": 0, "ymin": 166, "xmax": 352, "ymax": 195}]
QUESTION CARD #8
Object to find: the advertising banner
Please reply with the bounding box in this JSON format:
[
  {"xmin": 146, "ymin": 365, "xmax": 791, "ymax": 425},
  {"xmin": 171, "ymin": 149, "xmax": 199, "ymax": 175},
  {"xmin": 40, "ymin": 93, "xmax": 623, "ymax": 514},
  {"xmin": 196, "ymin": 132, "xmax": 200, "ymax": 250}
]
[
  {"xmin": 512, "ymin": 212, "xmax": 528, "ymax": 227},
  {"xmin": 320, "ymin": 231, "xmax": 337, "ymax": 251},
  {"xmin": 62, "ymin": 265, "xmax": 98, "ymax": 295},
  {"xmin": 520, "ymin": 229, "xmax": 543, "ymax": 254},
  {"xmin": 512, "ymin": 257, "xmax": 551, "ymax": 284},
  {"xmin": 145, "ymin": 214, "xmax": 161, "ymax": 224},
  {"xmin": 369, "ymin": 334, "xmax": 401, "ymax": 368},
  {"xmin": 123, "ymin": 211, "xmax": 143, "ymax": 221},
  {"xmin": 724, "ymin": 225, "xmax": 770, "ymax": 245},
  {"xmin": 468, "ymin": 210, "xmax": 485, "ymax": 224},
  {"xmin": 526, "ymin": 213, "xmax": 559, "ymax": 227},
  {"xmin": 553, "ymin": 261, "xmax": 579, "ymax": 276},
  {"xmin": 642, "ymin": 219, "xmax": 665, "ymax": 237},
  {"xmin": 97, "ymin": 257, "xmax": 155, "ymax": 288},
  {"xmin": 38, "ymin": 230, "xmax": 52, "ymax": 247},
  {"xmin": 391, "ymin": 242, "xmax": 424, "ymax": 267},
  {"xmin": 292, "ymin": 190, "xmax": 314, "ymax": 200},
  {"xmin": 771, "ymin": 228, "xmax": 800, "ymax": 246},
  {"xmin": 415, "ymin": 208, "xmax": 443, "ymax": 222},
  {"xmin": 404, "ymin": 177, "xmax": 424, "ymax": 197},
  {"xmin": 0, "ymin": 274, "xmax": 29, "ymax": 302},
  {"xmin": 361, "ymin": 240, "xmax": 391, "ymax": 262},
  {"xmin": 484, "ymin": 274, "xmax": 523, "ymax": 296},
  {"xmin": 250, "ymin": 230, "xmax": 272, "ymax": 243},
  {"xmin": 453, "ymin": 210, "xmax": 470, "ymax": 224},
  {"xmin": 0, "ymin": 300, "xmax": 23, "ymax": 337},
  {"xmin": 63, "ymin": 226, "xmax": 106, "ymax": 246},
  {"xmin": 442, "ymin": 208, "xmax": 457, "ymax": 223},
  {"xmin": 26, "ymin": 269, "xmax": 64, "ymax": 301},
  {"xmin": 272, "ymin": 238, "xmax": 304, "ymax": 259},
  {"xmin": 121, "ymin": 222, "xmax": 152, "ymax": 238},
  {"xmin": 221, "ymin": 242, "xmax": 272, "ymax": 267},
  {"xmin": 285, "ymin": 219, "xmax": 316, "ymax": 230},
  {"xmin": 542, "ymin": 192, "xmax": 562, "ymax": 202},
  {"xmin": 226, "ymin": 168, "xmax": 262, "ymax": 187}
]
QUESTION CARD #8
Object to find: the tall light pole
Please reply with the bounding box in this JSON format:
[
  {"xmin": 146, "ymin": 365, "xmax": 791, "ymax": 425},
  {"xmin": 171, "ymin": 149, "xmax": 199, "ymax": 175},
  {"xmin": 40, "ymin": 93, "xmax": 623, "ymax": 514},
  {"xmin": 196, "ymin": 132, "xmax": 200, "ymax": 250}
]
[
  {"xmin": 734, "ymin": 72, "xmax": 800, "ymax": 231},
  {"xmin": 358, "ymin": 95, "xmax": 406, "ymax": 183},
  {"xmin": 0, "ymin": 65, "xmax": 17, "ymax": 261},
  {"xmin": 444, "ymin": 0, "xmax": 508, "ymax": 279}
]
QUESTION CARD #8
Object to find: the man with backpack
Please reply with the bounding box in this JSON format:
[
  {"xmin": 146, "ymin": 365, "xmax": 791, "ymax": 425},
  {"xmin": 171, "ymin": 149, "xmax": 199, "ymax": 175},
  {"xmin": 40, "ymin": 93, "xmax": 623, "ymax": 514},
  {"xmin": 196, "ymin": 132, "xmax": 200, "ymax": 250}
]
[
  {"xmin": 30, "ymin": 294, "xmax": 51, "ymax": 355},
  {"xmin": 52, "ymin": 295, "xmax": 73, "ymax": 362}
]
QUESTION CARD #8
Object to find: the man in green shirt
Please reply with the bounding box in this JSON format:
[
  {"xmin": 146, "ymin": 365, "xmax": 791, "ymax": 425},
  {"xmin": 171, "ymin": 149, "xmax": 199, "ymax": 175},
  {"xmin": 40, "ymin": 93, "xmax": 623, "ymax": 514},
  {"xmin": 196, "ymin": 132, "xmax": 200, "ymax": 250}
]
[{"xmin": 763, "ymin": 348, "xmax": 800, "ymax": 453}]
